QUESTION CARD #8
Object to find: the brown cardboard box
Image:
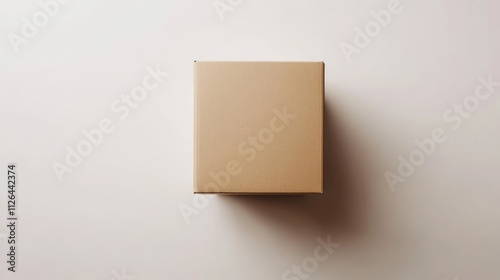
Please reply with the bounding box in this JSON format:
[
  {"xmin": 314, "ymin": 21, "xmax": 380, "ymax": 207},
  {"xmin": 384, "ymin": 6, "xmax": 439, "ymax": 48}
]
[{"xmin": 194, "ymin": 61, "xmax": 324, "ymax": 194}]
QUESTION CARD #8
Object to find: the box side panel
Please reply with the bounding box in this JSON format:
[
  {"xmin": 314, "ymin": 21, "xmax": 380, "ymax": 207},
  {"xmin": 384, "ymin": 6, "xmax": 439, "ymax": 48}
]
[
  {"xmin": 320, "ymin": 62, "xmax": 325, "ymax": 194},
  {"xmin": 193, "ymin": 61, "xmax": 202, "ymax": 193}
]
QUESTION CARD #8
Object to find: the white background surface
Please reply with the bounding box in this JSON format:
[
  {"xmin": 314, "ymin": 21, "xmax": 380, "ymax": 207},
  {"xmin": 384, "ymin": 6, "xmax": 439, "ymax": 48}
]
[{"xmin": 1, "ymin": 0, "xmax": 500, "ymax": 279}]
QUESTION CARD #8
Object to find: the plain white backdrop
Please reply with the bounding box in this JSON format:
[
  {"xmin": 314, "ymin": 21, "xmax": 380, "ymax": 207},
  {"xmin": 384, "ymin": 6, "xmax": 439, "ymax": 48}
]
[{"xmin": 1, "ymin": 0, "xmax": 500, "ymax": 279}]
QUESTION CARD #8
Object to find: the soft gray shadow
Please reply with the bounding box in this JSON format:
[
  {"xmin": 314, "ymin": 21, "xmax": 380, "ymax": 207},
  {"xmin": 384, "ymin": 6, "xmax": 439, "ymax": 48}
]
[{"xmin": 218, "ymin": 91, "xmax": 369, "ymax": 239}]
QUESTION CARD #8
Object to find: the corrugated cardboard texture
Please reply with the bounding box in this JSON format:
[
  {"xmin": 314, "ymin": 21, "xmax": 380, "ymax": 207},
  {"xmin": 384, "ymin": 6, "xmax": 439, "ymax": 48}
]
[{"xmin": 194, "ymin": 61, "xmax": 324, "ymax": 194}]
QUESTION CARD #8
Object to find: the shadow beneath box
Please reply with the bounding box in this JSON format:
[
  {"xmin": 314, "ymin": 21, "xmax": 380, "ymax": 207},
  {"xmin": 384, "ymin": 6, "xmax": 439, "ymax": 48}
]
[{"xmin": 217, "ymin": 93, "xmax": 369, "ymax": 239}]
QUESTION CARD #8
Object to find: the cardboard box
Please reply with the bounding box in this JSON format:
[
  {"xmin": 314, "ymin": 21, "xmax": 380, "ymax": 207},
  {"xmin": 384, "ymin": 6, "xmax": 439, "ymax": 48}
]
[{"xmin": 194, "ymin": 61, "xmax": 324, "ymax": 194}]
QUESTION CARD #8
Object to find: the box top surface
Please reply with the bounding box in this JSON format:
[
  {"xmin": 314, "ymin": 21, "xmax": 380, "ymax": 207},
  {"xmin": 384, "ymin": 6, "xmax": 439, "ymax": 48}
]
[{"xmin": 194, "ymin": 61, "xmax": 324, "ymax": 193}]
